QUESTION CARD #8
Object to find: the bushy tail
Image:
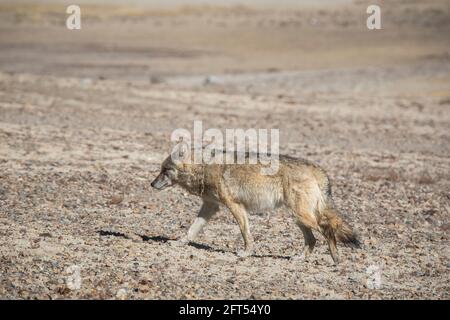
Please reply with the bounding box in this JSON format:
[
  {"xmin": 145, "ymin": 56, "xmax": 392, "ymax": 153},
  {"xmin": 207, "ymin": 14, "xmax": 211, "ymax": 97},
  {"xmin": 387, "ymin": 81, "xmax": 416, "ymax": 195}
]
[
  {"xmin": 335, "ymin": 220, "xmax": 361, "ymax": 248},
  {"xmin": 320, "ymin": 204, "xmax": 361, "ymax": 248}
]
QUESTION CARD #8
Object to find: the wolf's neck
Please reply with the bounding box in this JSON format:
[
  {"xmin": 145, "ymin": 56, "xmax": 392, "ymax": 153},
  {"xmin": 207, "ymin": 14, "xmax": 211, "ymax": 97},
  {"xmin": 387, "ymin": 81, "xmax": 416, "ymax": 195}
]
[{"xmin": 179, "ymin": 166, "xmax": 206, "ymax": 196}]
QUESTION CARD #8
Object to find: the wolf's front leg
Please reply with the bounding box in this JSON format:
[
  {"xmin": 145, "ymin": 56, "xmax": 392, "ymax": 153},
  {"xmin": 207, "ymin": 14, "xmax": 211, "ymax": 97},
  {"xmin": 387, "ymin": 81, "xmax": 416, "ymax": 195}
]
[
  {"xmin": 224, "ymin": 201, "xmax": 254, "ymax": 258},
  {"xmin": 172, "ymin": 200, "xmax": 219, "ymax": 246}
]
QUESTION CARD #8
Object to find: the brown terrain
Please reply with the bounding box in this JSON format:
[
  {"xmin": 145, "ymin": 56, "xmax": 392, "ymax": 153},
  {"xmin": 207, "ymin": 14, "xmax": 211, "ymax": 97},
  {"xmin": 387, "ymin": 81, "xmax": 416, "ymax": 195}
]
[{"xmin": 0, "ymin": 0, "xmax": 449, "ymax": 299}]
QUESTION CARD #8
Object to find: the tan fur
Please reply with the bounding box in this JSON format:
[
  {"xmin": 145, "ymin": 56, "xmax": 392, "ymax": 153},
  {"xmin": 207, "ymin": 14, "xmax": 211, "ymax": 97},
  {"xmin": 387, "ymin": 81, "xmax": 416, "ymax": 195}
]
[{"xmin": 151, "ymin": 151, "xmax": 360, "ymax": 263}]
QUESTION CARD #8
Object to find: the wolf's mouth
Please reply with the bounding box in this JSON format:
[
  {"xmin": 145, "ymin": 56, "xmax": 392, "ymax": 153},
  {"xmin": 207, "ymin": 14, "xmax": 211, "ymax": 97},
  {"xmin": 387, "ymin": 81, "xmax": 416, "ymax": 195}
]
[
  {"xmin": 151, "ymin": 182, "xmax": 172, "ymax": 190},
  {"xmin": 151, "ymin": 175, "xmax": 172, "ymax": 190}
]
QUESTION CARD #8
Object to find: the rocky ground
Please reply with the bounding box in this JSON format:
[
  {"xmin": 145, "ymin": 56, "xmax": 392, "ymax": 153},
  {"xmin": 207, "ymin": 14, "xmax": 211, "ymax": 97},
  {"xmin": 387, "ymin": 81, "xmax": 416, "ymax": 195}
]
[{"xmin": 0, "ymin": 0, "xmax": 449, "ymax": 299}]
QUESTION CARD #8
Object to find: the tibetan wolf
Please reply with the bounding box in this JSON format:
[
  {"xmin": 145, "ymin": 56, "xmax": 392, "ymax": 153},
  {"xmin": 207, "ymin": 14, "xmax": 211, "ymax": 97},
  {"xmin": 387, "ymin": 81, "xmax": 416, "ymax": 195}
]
[{"xmin": 151, "ymin": 149, "xmax": 360, "ymax": 263}]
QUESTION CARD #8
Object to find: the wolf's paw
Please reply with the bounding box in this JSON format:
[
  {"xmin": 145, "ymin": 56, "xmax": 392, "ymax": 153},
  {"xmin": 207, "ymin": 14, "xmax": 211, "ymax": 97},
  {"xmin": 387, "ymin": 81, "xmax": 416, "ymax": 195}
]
[
  {"xmin": 236, "ymin": 249, "xmax": 253, "ymax": 258},
  {"xmin": 291, "ymin": 249, "xmax": 312, "ymax": 262},
  {"xmin": 169, "ymin": 238, "xmax": 189, "ymax": 247}
]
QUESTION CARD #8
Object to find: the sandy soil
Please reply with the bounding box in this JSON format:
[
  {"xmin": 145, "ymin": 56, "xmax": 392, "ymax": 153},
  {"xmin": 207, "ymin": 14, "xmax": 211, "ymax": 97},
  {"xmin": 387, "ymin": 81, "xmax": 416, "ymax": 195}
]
[{"xmin": 0, "ymin": 0, "xmax": 449, "ymax": 299}]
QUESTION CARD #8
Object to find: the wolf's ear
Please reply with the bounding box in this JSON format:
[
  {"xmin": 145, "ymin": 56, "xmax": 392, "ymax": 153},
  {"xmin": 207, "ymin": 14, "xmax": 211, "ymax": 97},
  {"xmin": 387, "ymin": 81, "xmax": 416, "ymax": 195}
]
[{"xmin": 171, "ymin": 142, "xmax": 190, "ymax": 164}]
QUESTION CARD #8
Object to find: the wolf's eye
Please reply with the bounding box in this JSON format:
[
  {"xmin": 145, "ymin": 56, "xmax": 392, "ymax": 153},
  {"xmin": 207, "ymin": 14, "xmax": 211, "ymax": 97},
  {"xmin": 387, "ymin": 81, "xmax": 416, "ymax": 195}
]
[{"xmin": 165, "ymin": 168, "xmax": 175, "ymax": 175}]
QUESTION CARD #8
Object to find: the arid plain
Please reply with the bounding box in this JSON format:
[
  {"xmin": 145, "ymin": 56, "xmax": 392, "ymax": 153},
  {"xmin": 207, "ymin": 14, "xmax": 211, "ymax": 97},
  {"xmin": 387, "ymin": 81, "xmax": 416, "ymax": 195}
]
[{"xmin": 0, "ymin": 0, "xmax": 449, "ymax": 299}]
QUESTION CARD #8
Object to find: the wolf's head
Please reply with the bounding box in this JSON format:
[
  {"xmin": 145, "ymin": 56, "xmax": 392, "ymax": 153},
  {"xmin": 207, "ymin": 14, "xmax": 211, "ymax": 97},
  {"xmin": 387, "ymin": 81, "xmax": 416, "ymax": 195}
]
[
  {"xmin": 151, "ymin": 156, "xmax": 180, "ymax": 190},
  {"xmin": 151, "ymin": 145, "xmax": 193, "ymax": 191}
]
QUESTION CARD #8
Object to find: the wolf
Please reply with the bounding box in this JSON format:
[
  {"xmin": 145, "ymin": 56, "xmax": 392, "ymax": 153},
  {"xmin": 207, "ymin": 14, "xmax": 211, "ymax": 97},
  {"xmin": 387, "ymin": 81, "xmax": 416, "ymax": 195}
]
[{"xmin": 151, "ymin": 149, "xmax": 360, "ymax": 263}]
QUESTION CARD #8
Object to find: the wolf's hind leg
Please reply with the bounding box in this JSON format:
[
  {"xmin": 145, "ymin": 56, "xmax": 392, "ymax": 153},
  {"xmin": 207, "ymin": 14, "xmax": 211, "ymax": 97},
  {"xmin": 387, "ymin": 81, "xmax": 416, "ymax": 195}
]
[
  {"xmin": 174, "ymin": 200, "xmax": 219, "ymax": 246},
  {"xmin": 296, "ymin": 222, "xmax": 316, "ymax": 259},
  {"xmin": 324, "ymin": 233, "xmax": 339, "ymax": 264},
  {"xmin": 285, "ymin": 190, "xmax": 320, "ymax": 260},
  {"xmin": 319, "ymin": 219, "xmax": 340, "ymax": 264}
]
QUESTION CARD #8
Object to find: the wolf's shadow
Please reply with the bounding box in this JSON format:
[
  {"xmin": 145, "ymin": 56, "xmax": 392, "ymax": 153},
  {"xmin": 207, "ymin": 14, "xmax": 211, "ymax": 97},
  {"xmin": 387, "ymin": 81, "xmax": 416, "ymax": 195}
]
[{"xmin": 97, "ymin": 230, "xmax": 291, "ymax": 260}]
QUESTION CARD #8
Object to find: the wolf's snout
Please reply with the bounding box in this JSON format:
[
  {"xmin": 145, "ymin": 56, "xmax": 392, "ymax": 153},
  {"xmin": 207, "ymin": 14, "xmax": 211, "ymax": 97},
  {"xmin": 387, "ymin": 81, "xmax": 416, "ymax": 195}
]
[
  {"xmin": 150, "ymin": 176, "xmax": 162, "ymax": 189},
  {"xmin": 151, "ymin": 173, "xmax": 171, "ymax": 190}
]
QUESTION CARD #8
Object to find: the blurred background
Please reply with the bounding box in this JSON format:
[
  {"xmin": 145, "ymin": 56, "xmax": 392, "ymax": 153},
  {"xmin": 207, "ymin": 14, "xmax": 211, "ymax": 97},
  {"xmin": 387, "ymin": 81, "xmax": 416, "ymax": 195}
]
[{"xmin": 1, "ymin": 0, "xmax": 449, "ymax": 95}]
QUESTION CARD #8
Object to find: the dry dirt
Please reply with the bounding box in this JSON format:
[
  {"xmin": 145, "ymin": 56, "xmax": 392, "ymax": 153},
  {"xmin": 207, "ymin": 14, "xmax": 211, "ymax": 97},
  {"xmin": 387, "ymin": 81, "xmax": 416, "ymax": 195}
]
[{"xmin": 0, "ymin": 0, "xmax": 449, "ymax": 299}]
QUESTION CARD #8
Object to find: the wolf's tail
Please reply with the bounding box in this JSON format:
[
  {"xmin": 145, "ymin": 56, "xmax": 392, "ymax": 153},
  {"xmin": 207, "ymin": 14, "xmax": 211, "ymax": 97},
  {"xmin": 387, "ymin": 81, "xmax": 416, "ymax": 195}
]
[{"xmin": 319, "ymin": 203, "xmax": 361, "ymax": 248}]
